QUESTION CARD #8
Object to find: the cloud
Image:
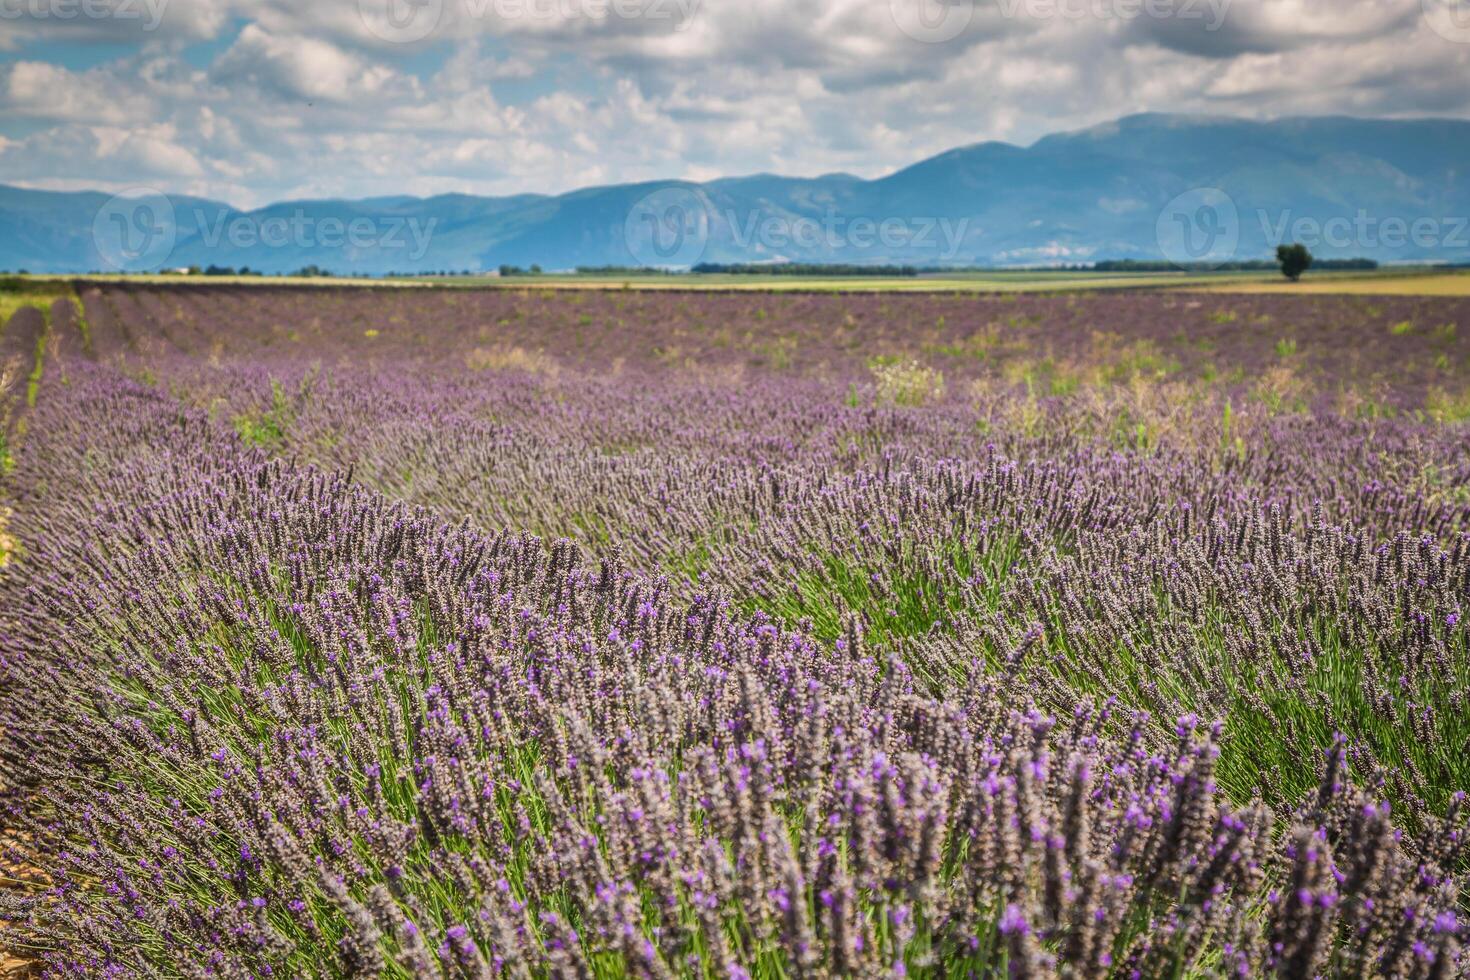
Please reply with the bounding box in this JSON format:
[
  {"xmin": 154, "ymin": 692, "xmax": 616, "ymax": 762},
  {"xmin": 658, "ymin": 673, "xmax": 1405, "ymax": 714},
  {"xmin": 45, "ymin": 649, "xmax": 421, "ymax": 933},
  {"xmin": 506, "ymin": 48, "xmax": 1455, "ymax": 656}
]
[
  {"xmin": 0, "ymin": 122, "xmax": 202, "ymax": 185},
  {"xmin": 0, "ymin": 0, "xmax": 233, "ymax": 46},
  {"xmin": 0, "ymin": 0, "xmax": 1464, "ymax": 207},
  {"xmin": 1127, "ymin": 0, "xmax": 1421, "ymax": 58},
  {"xmin": 211, "ymin": 24, "xmax": 399, "ymax": 103},
  {"xmin": 1, "ymin": 60, "xmax": 152, "ymax": 123}
]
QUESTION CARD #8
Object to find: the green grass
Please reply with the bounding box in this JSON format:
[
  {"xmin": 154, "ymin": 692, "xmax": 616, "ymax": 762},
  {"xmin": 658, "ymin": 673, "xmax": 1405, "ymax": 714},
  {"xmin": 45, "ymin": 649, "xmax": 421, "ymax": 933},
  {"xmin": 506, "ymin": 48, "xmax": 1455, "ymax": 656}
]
[
  {"xmin": 0, "ymin": 286, "xmax": 65, "ymax": 326},
  {"xmin": 232, "ymin": 379, "xmax": 296, "ymax": 449},
  {"xmin": 25, "ymin": 326, "xmax": 47, "ymax": 408},
  {"xmin": 746, "ymin": 532, "xmax": 1025, "ymax": 664}
]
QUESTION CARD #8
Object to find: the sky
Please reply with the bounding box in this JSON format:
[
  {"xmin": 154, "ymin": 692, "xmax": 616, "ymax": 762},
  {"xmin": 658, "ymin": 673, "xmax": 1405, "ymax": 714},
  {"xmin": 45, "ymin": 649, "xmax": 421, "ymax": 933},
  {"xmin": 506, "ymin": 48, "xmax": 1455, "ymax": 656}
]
[{"xmin": 1, "ymin": 0, "xmax": 1468, "ymax": 208}]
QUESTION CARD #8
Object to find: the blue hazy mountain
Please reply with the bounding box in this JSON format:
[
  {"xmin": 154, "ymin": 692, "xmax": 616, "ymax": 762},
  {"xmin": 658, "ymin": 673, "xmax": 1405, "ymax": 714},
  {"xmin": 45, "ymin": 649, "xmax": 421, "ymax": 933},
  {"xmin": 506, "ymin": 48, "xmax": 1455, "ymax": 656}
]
[{"xmin": 3, "ymin": 113, "xmax": 1468, "ymax": 274}]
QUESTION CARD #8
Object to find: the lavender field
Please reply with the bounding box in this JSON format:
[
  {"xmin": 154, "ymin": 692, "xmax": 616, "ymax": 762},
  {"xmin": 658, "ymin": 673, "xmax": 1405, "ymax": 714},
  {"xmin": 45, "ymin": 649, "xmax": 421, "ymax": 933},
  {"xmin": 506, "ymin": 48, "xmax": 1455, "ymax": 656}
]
[{"xmin": 2, "ymin": 282, "xmax": 1469, "ymax": 978}]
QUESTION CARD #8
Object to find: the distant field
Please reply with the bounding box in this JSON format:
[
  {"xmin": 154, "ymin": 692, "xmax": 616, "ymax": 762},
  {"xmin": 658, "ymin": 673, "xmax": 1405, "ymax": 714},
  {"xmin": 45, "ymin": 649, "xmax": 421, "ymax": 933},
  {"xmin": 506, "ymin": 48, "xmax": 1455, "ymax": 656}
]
[
  {"xmin": 405, "ymin": 270, "xmax": 1272, "ymax": 292},
  {"xmin": 23, "ymin": 270, "xmax": 1227, "ymax": 294},
  {"xmin": 13, "ymin": 266, "xmax": 1469, "ymax": 296},
  {"xmin": 1199, "ymin": 269, "xmax": 1470, "ymax": 296},
  {"xmin": 21, "ymin": 273, "xmax": 427, "ymax": 289}
]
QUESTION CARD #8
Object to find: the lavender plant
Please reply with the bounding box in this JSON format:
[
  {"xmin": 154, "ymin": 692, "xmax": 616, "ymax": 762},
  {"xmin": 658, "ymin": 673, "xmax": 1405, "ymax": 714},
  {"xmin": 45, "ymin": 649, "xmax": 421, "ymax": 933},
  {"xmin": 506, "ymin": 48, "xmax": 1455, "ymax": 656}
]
[{"xmin": 0, "ymin": 283, "xmax": 1468, "ymax": 976}]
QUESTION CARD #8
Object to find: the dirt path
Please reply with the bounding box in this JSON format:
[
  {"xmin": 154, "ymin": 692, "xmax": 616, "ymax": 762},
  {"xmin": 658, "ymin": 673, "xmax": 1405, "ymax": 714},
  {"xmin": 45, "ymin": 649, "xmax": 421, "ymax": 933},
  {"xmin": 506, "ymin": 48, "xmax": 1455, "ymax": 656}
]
[{"xmin": 0, "ymin": 825, "xmax": 41, "ymax": 977}]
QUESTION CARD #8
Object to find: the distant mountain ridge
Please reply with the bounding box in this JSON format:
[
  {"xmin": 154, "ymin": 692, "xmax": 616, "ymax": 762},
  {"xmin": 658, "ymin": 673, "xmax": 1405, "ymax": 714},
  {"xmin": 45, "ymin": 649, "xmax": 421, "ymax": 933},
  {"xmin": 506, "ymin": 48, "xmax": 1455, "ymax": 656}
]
[{"xmin": 3, "ymin": 113, "xmax": 1469, "ymax": 274}]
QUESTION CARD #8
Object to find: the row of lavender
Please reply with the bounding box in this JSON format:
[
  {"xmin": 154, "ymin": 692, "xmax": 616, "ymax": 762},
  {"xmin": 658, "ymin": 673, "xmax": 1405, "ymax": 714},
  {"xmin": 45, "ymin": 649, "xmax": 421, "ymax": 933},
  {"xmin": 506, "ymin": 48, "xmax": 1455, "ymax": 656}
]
[
  {"xmin": 0, "ymin": 361, "xmax": 1464, "ymax": 977},
  {"xmin": 79, "ymin": 283, "xmax": 1470, "ymax": 410},
  {"xmin": 0, "ymin": 284, "xmax": 1468, "ymax": 976},
  {"xmin": 165, "ymin": 345, "xmax": 1470, "ymax": 825}
]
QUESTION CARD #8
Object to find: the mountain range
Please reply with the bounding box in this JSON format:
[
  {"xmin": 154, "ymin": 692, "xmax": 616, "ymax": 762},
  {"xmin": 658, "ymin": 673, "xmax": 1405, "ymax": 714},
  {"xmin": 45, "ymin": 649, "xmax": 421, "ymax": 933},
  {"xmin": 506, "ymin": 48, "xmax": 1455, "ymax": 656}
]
[{"xmin": 3, "ymin": 113, "xmax": 1469, "ymax": 275}]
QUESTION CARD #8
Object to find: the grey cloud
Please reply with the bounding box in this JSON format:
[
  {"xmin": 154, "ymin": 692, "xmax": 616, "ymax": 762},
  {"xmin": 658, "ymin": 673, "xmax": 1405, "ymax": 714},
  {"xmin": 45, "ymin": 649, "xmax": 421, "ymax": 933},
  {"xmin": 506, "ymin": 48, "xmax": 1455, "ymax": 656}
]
[
  {"xmin": 0, "ymin": 0, "xmax": 233, "ymax": 45},
  {"xmin": 1126, "ymin": 0, "xmax": 1422, "ymax": 59}
]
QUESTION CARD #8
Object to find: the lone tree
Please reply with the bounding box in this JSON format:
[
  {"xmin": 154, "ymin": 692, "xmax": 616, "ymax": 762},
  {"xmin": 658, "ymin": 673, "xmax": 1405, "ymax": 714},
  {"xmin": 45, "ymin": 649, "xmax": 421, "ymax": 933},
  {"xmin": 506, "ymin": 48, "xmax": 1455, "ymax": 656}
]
[{"xmin": 1276, "ymin": 243, "xmax": 1313, "ymax": 282}]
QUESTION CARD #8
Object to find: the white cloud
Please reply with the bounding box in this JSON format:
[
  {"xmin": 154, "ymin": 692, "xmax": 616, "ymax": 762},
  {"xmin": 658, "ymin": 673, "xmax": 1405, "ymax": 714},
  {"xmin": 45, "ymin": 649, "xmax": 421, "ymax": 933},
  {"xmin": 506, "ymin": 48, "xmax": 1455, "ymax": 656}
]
[
  {"xmin": 212, "ymin": 24, "xmax": 398, "ymax": 103},
  {"xmin": 0, "ymin": 0, "xmax": 1464, "ymax": 206},
  {"xmin": 2, "ymin": 60, "xmax": 151, "ymax": 124}
]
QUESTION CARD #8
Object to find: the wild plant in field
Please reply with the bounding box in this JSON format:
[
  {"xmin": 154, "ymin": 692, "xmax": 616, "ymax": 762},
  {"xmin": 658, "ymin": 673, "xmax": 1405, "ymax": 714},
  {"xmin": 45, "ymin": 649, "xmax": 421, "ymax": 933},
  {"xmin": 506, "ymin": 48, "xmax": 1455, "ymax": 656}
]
[
  {"xmin": 1427, "ymin": 385, "xmax": 1470, "ymax": 424},
  {"xmin": 0, "ymin": 355, "xmax": 20, "ymax": 475},
  {"xmin": 871, "ymin": 358, "xmax": 946, "ymax": 407},
  {"xmin": 465, "ymin": 345, "xmax": 560, "ymax": 377}
]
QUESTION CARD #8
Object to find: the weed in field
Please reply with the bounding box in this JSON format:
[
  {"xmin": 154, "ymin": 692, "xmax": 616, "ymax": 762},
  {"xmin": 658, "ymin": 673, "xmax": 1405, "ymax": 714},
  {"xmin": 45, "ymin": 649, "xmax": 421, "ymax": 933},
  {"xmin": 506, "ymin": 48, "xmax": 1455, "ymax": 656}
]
[
  {"xmin": 232, "ymin": 379, "xmax": 295, "ymax": 449},
  {"xmin": 0, "ymin": 504, "xmax": 13, "ymax": 568},
  {"xmin": 465, "ymin": 345, "xmax": 559, "ymax": 377},
  {"xmin": 1335, "ymin": 383, "xmax": 1396, "ymax": 420},
  {"xmin": 754, "ymin": 335, "xmax": 798, "ymax": 370},
  {"xmin": 1253, "ymin": 364, "xmax": 1310, "ymax": 413},
  {"xmin": 870, "ymin": 358, "xmax": 945, "ymax": 406},
  {"xmin": 1425, "ymin": 385, "xmax": 1470, "ymax": 423},
  {"xmin": 1092, "ymin": 334, "xmax": 1179, "ymax": 385}
]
